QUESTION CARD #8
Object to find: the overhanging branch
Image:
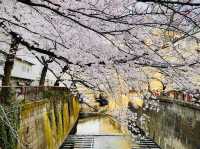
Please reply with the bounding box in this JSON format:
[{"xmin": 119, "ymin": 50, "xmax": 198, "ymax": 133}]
[{"xmin": 138, "ymin": 0, "xmax": 200, "ymax": 6}]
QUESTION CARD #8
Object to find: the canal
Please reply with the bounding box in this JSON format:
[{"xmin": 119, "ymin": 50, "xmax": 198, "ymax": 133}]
[
  {"xmin": 61, "ymin": 114, "xmax": 133, "ymax": 149},
  {"xmin": 141, "ymin": 102, "xmax": 200, "ymax": 149},
  {"xmin": 61, "ymin": 101, "xmax": 200, "ymax": 149}
]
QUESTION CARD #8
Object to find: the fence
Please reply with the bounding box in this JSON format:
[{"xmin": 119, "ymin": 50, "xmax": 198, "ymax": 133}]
[{"xmin": 0, "ymin": 86, "xmax": 69, "ymax": 102}]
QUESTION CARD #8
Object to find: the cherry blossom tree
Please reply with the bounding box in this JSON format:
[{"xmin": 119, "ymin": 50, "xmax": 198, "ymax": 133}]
[{"xmin": 0, "ymin": 0, "xmax": 200, "ymax": 99}]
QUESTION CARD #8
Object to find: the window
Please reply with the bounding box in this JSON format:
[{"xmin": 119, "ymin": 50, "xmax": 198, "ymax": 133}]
[
  {"xmin": 22, "ymin": 64, "xmax": 26, "ymax": 72},
  {"xmin": 0, "ymin": 60, "xmax": 4, "ymax": 66},
  {"xmin": 0, "ymin": 54, "xmax": 5, "ymax": 66}
]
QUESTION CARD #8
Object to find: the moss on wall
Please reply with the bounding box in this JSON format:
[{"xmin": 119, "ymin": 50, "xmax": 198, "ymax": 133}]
[
  {"xmin": 16, "ymin": 94, "xmax": 80, "ymax": 149},
  {"xmin": 43, "ymin": 112, "xmax": 53, "ymax": 149},
  {"xmin": 62, "ymin": 102, "xmax": 69, "ymax": 134}
]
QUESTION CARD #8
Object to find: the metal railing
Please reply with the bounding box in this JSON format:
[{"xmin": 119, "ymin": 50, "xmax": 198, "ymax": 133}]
[{"xmin": 0, "ymin": 86, "xmax": 69, "ymax": 102}]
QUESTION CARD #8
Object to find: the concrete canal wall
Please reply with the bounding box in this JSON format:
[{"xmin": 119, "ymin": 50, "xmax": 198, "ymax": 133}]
[
  {"xmin": 159, "ymin": 97, "xmax": 200, "ymax": 111},
  {"xmin": 17, "ymin": 94, "xmax": 80, "ymax": 149}
]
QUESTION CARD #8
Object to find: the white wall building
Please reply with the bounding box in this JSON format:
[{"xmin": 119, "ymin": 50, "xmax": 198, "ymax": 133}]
[
  {"xmin": 0, "ymin": 31, "xmax": 57, "ymax": 86},
  {"xmin": 0, "ymin": 52, "xmax": 35, "ymax": 86},
  {"xmin": 0, "ymin": 50, "xmax": 57, "ymax": 86}
]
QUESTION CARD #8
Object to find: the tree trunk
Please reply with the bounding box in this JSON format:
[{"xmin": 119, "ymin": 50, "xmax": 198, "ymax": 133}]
[
  {"xmin": 39, "ymin": 64, "xmax": 48, "ymax": 86},
  {"xmin": 2, "ymin": 38, "xmax": 19, "ymax": 86},
  {"xmin": 1, "ymin": 37, "xmax": 19, "ymax": 104}
]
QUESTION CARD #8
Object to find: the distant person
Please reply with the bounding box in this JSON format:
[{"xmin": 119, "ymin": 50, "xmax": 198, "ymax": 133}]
[
  {"xmin": 96, "ymin": 93, "xmax": 108, "ymax": 106},
  {"xmin": 78, "ymin": 93, "xmax": 84, "ymax": 103}
]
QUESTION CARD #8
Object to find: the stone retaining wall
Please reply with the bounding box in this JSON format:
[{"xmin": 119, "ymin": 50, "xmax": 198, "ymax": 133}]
[
  {"xmin": 159, "ymin": 97, "xmax": 200, "ymax": 111},
  {"xmin": 17, "ymin": 95, "xmax": 80, "ymax": 149}
]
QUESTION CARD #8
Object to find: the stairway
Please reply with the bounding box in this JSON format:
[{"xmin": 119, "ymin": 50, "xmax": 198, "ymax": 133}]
[
  {"xmin": 60, "ymin": 134, "xmax": 160, "ymax": 149},
  {"xmin": 60, "ymin": 134, "xmax": 132, "ymax": 149},
  {"xmin": 60, "ymin": 135, "xmax": 94, "ymax": 149},
  {"xmin": 132, "ymin": 137, "xmax": 160, "ymax": 149}
]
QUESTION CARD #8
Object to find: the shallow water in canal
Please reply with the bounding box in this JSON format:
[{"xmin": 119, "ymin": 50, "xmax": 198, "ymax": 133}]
[
  {"xmin": 142, "ymin": 103, "xmax": 200, "ymax": 149},
  {"xmin": 75, "ymin": 115, "xmax": 132, "ymax": 149}
]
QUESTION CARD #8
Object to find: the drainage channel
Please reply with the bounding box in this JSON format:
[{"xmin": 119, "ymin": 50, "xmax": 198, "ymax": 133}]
[{"xmin": 60, "ymin": 114, "xmax": 160, "ymax": 149}]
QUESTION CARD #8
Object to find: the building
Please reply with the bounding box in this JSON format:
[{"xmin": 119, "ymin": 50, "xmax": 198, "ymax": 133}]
[
  {"xmin": 0, "ymin": 53, "xmax": 35, "ymax": 86},
  {"xmin": 0, "ymin": 47, "xmax": 59, "ymax": 87},
  {"xmin": 166, "ymin": 90, "xmax": 179, "ymax": 99},
  {"xmin": 166, "ymin": 90, "xmax": 193, "ymax": 102}
]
